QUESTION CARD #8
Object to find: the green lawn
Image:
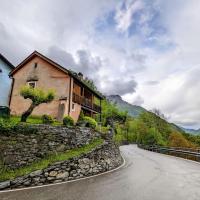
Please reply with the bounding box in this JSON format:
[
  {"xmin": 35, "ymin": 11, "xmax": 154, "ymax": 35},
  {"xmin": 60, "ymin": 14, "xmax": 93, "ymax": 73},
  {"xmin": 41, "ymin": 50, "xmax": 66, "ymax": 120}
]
[
  {"xmin": 10, "ymin": 115, "xmax": 62, "ymax": 126},
  {"xmin": 0, "ymin": 138, "xmax": 103, "ymax": 181}
]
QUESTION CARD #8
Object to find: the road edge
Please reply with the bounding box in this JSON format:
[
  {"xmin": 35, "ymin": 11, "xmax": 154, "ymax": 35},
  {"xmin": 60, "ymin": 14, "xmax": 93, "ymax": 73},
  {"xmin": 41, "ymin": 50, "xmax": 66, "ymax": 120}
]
[{"xmin": 0, "ymin": 152, "xmax": 126, "ymax": 194}]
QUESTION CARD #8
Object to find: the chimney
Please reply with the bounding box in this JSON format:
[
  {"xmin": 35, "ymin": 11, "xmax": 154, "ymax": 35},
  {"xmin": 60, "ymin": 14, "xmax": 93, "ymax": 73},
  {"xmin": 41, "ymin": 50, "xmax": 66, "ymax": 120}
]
[{"xmin": 78, "ymin": 72, "xmax": 83, "ymax": 80}]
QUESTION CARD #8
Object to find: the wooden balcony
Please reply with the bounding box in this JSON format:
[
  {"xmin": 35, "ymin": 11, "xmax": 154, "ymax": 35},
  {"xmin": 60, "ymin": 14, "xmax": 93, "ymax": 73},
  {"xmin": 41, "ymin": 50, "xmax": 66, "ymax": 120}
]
[{"xmin": 73, "ymin": 93, "xmax": 101, "ymax": 113}]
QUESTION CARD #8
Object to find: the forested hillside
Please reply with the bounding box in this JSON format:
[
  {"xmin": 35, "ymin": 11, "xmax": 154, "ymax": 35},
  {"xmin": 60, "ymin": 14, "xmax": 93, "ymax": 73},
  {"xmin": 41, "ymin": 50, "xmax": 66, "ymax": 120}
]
[
  {"xmin": 98, "ymin": 97, "xmax": 200, "ymax": 148},
  {"xmin": 106, "ymin": 95, "xmax": 146, "ymax": 117}
]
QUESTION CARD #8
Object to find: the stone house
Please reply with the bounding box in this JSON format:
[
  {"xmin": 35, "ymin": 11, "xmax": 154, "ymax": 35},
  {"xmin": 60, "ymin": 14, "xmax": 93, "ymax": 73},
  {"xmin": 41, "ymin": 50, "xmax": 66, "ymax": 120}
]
[
  {"xmin": 9, "ymin": 51, "xmax": 103, "ymax": 122},
  {"xmin": 0, "ymin": 53, "xmax": 15, "ymax": 107}
]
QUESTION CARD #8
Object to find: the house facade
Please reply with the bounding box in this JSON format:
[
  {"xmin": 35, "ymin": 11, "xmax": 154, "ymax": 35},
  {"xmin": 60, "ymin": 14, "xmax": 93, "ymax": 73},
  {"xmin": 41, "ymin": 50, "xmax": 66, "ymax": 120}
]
[
  {"xmin": 9, "ymin": 51, "xmax": 102, "ymax": 122},
  {"xmin": 0, "ymin": 54, "xmax": 14, "ymax": 107}
]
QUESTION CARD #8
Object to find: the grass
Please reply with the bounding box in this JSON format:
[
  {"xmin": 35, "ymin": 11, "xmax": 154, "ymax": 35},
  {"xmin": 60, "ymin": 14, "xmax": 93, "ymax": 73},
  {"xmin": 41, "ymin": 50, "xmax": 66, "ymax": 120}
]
[
  {"xmin": 10, "ymin": 115, "xmax": 62, "ymax": 126},
  {"xmin": 0, "ymin": 138, "xmax": 103, "ymax": 182}
]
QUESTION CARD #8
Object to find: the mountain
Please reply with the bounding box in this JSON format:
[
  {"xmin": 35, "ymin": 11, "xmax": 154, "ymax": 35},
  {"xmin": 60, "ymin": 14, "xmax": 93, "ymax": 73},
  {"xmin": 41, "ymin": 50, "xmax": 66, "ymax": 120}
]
[
  {"xmin": 181, "ymin": 128, "xmax": 200, "ymax": 135},
  {"xmin": 106, "ymin": 95, "xmax": 146, "ymax": 117}
]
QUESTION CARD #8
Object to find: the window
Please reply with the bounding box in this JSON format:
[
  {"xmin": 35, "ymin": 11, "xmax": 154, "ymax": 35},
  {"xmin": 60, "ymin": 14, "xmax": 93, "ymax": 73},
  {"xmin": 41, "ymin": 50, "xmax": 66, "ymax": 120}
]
[
  {"xmin": 72, "ymin": 103, "xmax": 75, "ymax": 111},
  {"xmin": 81, "ymin": 87, "xmax": 84, "ymax": 96},
  {"xmin": 27, "ymin": 81, "xmax": 36, "ymax": 88}
]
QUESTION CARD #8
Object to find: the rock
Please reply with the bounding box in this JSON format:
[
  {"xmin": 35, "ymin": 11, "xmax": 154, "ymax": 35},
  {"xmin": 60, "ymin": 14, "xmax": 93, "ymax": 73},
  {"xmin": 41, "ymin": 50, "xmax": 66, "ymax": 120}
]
[
  {"xmin": 23, "ymin": 180, "xmax": 31, "ymax": 186},
  {"xmin": 44, "ymin": 172, "xmax": 49, "ymax": 177},
  {"xmin": 56, "ymin": 144, "xmax": 66, "ymax": 152},
  {"xmin": 32, "ymin": 177, "xmax": 40, "ymax": 183},
  {"xmin": 29, "ymin": 170, "xmax": 43, "ymax": 177},
  {"xmin": 105, "ymin": 159, "xmax": 111, "ymax": 165},
  {"xmin": 0, "ymin": 181, "xmax": 10, "ymax": 189},
  {"xmin": 47, "ymin": 177, "xmax": 55, "ymax": 181},
  {"xmin": 10, "ymin": 177, "xmax": 27, "ymax": 185},
  {"xmin": 56, "ymin": 172, "xmax": 69, "ymax": 179},
  {"xmin": 49, "ymin": 171, "xmax": 58, "ymax": 177},
  {"xmin": 79, "ymin": 164, "xmax": 86, "ymax": 169},
  {"xmin": 82, "ymin": 158, "xmax": 90, "ymax": 164}
]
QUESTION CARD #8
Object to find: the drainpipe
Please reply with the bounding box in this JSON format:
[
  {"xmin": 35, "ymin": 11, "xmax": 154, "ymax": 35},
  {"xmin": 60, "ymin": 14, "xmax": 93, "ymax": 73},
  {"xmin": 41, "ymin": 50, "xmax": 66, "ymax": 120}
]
[{"xmin": 8, "ymin": 77, "xmax": 15, "ymax": 107}]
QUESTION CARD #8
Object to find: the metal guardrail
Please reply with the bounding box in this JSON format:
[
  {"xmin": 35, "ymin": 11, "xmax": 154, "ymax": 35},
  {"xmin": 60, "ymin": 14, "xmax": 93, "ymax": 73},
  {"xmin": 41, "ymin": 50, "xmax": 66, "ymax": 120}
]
[{"xmin": 138, "ymin": 144, "xmax": 200, "ymax": 162}]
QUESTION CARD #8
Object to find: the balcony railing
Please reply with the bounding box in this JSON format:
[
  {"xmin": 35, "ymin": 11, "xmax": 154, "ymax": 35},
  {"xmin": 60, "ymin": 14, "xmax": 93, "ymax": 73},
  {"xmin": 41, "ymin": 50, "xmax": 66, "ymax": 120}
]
[{"xmin": 73, "ymin": 93, "xmax": 101, "ymax": 113}]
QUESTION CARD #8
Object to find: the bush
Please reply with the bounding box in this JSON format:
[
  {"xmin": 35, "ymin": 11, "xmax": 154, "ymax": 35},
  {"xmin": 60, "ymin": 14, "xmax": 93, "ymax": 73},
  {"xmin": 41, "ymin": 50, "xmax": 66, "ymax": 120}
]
[
  {"xmin": 83, "ymin": 116, "xmax": 97, "ymax": 129},
  {"xmin": 41, "ymin": 115, "xmax": 54, "ymax": 124},
  {"xmin": 63, "ymin": 116, "xmax": 74, "ymax": 126},
  {"xmin": 0, "ymin": 118, "xmax": 16, "ymax": 135}
]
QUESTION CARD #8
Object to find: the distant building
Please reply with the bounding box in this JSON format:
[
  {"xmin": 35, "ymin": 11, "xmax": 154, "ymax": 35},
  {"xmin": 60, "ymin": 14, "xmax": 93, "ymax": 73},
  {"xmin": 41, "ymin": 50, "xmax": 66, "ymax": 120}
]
[
  {"xmin": 0, "ymin": 54, "xmax": 14, "ymax": 107},
  {"xmin": 9, "ymin": 51, "xmax": 102, "ymax": 122}
]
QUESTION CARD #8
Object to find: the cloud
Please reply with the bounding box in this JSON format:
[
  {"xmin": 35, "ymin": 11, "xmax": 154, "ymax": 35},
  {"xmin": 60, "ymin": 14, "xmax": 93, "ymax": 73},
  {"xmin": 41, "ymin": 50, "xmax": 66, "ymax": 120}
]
[
  {"xmin": 132, "ymin": 95, "xmax": 144, "ymax": 106},
  {"xmin": 115, "ymin": 0, "xmax": 144, "ymax": 33},
  {"xmin": 101, "ymin": 78, "xmax": 137, "ymax": 96},
  {"xmin": 145, "ymin": 81, "xmax": 159, "ymax": 85},
  {"xmin": 1, "ymin": 0, "xmax": 200, "ymax": 128},
  {"xmin": 47, "ymin": 46, "xmax": 138, "ymax": 96}
]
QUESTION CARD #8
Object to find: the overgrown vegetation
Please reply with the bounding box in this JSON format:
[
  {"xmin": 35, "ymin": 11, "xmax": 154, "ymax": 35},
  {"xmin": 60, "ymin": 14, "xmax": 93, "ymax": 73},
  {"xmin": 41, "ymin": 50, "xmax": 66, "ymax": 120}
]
[
  {"xmin": 0, "ymin": 139, "xmax": 103, "ymax": 181},
  {"xmin": 111, "ymin": 110, "xmax": 197, "ymax": 148}
]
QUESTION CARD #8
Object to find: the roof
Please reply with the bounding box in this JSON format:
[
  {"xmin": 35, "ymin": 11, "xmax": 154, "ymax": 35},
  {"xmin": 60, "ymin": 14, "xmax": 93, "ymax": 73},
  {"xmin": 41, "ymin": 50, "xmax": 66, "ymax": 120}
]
[
  {"xmin": 0, "ymin": 53, "xmax": 15, "ymax": 69},
  {"xmin": 10, "ymin": 51, "xmax": 103, "ymax": 99}
]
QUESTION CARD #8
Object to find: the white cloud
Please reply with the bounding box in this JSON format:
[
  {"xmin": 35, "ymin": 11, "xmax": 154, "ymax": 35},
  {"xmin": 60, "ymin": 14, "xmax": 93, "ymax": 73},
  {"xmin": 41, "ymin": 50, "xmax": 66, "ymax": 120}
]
[
  {"xmin": 0, "ymin": 0, "xmax": 200, "ymax": 128},
  {"xmin": 115, "ymin": 0, "xmax": 144, "ymax": 33}
]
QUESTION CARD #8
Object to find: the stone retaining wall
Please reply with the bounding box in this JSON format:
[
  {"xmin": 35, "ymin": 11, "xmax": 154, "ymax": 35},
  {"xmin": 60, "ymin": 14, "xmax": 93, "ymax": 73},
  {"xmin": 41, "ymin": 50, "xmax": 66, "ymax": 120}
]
[
  {"xmin": 0, "ymin": 124, "xmax": 100, "ymax": 169},
  {"xmin": 0, "ymin": 141, "xmax": 123, "ymax": 190}
]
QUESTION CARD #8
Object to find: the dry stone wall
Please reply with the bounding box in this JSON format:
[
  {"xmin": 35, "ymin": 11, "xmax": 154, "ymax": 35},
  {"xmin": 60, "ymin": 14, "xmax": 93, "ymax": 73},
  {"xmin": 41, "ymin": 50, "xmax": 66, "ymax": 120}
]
[
  {"xmin": 0, "ymin": 141, "xmax": 123, "ymax": 190},
  {"xmin": 0, "ymin": 124, "xmax": 100, "ymax": 169}
]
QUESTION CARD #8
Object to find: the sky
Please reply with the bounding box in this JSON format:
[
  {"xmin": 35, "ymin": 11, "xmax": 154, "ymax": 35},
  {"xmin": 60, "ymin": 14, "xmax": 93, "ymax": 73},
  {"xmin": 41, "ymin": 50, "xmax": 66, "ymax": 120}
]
[{"xmin": 0, "ymin": 0, "xmax": 200, "ymax": 129}]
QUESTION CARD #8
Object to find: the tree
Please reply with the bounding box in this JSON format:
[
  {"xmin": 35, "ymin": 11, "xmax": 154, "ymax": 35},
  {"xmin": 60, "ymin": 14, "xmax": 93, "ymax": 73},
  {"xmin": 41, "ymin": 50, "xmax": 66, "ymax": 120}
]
[
  {"xmin": 151, "ymin": 108, "xmax": 166, "ymax": 120},
  {"xmin": 83, "ymin": 77, "xmax": 97, "ymax": 91},
  {"xmin": 20, "ymin": 86, "xmax": 55, "ymax": 122},
  {"xmin": 169, "ymin": 132, "xmax": 192, "ymax": 148}
]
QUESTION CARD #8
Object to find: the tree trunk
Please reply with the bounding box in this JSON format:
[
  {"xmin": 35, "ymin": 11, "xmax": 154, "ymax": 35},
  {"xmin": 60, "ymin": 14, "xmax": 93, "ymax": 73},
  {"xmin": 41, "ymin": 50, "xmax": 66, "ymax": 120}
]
[{"xmin": 21, "ymin": 103, "xmax": 36, "ymax": 122}]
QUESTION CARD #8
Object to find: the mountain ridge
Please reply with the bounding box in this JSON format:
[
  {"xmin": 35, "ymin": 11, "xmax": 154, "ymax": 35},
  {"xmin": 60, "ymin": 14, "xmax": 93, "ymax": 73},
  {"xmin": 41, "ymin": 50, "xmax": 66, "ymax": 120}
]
[
  {"xmin": 106, "ymin": 95, "xmax": 146, "ymax": 118},
  {"xmin": 181, "ymin": 127, "xmax": 200, "ymax": 135}
]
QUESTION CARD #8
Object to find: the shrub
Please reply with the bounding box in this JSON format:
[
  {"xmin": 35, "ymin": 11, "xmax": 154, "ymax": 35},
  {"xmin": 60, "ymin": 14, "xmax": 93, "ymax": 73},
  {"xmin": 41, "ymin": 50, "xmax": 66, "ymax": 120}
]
[
  {"xmin": 0, "ymin": 118, "xmax": 16, "ymax": 135},
  {"xmin": 41, "ymin": 115, "xmax": 54, "ymax": 124},
  {"xmin": 63, "ymin": 116, "xmax": 74, "ymax": 126},
  {"xmin": 83, "ymin": 116, "xmax": 97, "ymax": 129}
]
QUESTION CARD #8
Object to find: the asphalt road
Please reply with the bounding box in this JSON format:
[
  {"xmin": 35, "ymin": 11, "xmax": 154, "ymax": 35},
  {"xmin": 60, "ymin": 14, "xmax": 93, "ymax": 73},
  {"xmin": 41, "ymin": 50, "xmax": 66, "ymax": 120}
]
[{"xmin": 1, "ymin": 144, "xmax": 200, "ymax": 200}]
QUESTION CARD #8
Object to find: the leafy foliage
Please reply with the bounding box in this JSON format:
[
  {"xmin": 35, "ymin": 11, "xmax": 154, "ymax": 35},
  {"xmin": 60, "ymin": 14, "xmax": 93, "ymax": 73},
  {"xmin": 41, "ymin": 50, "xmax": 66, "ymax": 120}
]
[
  {"xmin": 41, "ymin": 115, "xmax": 54, "ymax": 124},
  {"xmin": 83, "ymin": 116, "xmax": 97, "ymax": 129},
  {"xmin": 98, "ymin": 99, "xmax": 127, "ymax": 126},
  {"xmin": 169, "ymin": 132, "xmax": 195, "ymax": 148},
  {"xmin": 63, "ymin": 116, "xmax": 74, "ymax": 126},
  {"xmin": 20, "ymin": 86, "xmax": 55, "ymax": 105},
  {"xmin": 0, "ymin": 118, "xmax": 17, "ymax": 135},
  {"xmin": 20, "ymin": 86, "xmax": 55, "ymax": 122}
]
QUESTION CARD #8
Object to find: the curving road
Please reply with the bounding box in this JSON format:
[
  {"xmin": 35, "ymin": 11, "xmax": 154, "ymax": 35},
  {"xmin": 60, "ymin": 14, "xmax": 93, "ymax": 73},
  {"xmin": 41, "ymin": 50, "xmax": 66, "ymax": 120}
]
[{"xmin": 1, "ymin": 145, "xmax": 200, "ymax": 200}]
